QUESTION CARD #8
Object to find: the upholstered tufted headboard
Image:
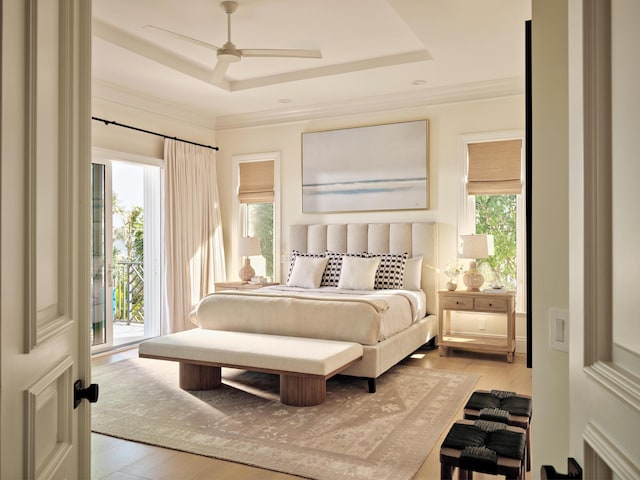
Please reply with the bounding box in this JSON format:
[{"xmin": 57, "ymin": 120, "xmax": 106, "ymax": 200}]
[{"xmin": 289, "ymin": 222, "xmax": 439, "ymax": 316}]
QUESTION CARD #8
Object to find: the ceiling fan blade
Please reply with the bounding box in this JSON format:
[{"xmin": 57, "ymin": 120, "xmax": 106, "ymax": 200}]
[
  {"xmin": 211, "ymin": 57, "xmax": 232, "ymax": 82},
  {"xmin": 240, "ymin": 49, "xmax": 322, "ymax": 59},
  {"xmin": 143, "ymin": 25, "xmax": 220, "ymax": 51}
]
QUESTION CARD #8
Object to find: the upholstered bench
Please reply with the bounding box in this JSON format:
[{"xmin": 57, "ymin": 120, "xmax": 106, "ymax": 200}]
[
  {"xmin": 463, "ymin": 390, "xmax": 532, "ymax": 471},
  {"xmin": 138, "ymin": 328, "xmax": 363, "ymax": 407},
  {"xmin": 440, "ymin": 419, "xmax": 527, "ymax": 480}
]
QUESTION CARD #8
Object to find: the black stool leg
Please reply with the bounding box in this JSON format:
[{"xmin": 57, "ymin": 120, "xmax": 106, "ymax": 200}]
[
  {"xmin": 526, "ymin": 427, "xmax": 531, "ymax": 471},
  {"xmin": 440, "ymin": 462, "xmax": 454, "ymax": 480}
]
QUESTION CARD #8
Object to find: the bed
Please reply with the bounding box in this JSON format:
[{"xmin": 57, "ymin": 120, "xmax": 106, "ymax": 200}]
[{"xmin": 188, "ymin": 222, "xmax": 440, "ymax": 387}]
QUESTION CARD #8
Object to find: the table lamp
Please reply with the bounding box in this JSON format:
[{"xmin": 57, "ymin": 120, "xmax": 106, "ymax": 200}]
[
  {"xmin": 238, "ymin": 236, "xmax": 261, "ymax": 283},
  {"xmin": 458, "ymin": 234, "xmax": 494, "ymax": 291}
]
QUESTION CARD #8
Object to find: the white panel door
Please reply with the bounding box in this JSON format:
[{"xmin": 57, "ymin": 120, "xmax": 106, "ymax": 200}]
[
  {"xmin": 569, "ymin": 0, "xmax": 640, "ymax": 477},
  {"xmin": 1, "ymin": 1, "xmax": 93, "ymax": 478}
]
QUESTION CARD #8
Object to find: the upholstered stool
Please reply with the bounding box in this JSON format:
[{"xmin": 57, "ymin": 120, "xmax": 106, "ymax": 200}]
[
  {"xmin": 440, "ymin": 419, "xmax": 526, "ymax": 480},
  {"xmin": 463, "ymin": 390, "xmax": 532, "ymax": 471}
]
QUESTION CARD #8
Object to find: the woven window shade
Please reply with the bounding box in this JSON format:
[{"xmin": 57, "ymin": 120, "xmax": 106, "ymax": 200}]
[
  {"xmin": 467, "ymin": 140, "xmax": 523, "ymax": 195},
  {"xmin": 238, "ymin": 160, "xmax": 274, "ymax": 203}
]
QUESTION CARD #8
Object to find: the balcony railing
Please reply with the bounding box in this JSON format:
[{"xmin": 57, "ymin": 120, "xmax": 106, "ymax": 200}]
[{"xmin": 113, "ymin": 260, "xmax": 144, "ymax": 325}]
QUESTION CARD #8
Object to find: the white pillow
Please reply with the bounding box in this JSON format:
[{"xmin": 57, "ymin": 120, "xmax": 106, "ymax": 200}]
[
  {"xmin": 403, "ymin": 256, "xmax": 423, "ymax": 290},
  {"xmin": 338, "ymin": 256, "xmax": 381, "ymax": 290},
  {"xmin": 286, "ymin": 256, "xmax": 329, "ymax": 288}
]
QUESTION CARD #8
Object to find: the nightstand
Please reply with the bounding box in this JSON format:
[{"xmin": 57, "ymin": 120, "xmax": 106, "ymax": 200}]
[
  {"xmin": 437, "ymin": 289, "xmax": 516, "ymax": 362},
  {"xmin": 214, "ymin": 281, "xmax": 279, "ymax": 292}
]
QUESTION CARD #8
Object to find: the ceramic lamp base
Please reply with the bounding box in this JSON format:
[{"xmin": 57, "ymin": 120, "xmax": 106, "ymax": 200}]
[
  {"xmin": 463, "ymin": 261, "xmax": 484, "ymax": 291},
  {"xmin": 239, "ymin": 258, "xmax": 255, "ymax": 283}
]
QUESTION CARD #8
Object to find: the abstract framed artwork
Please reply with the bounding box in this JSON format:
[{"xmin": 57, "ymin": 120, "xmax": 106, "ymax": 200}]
[{"xmin": 301, "ymin": 119, "xmax": 429, "ymax": 213}]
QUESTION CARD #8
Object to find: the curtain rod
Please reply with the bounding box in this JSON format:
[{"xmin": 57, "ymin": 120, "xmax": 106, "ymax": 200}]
[{"xmin": 91, "ymin": 116, "xmax": 219, "ymax": 151}]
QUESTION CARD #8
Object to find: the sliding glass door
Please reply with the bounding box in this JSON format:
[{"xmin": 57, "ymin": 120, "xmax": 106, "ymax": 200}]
[
  {"xmin": 91, "ymin": 156, "xmax": 163, "ymax": 351},
  {"xmin": 91, "ymin": 163, "xmax": 111, "ymax": 347}
]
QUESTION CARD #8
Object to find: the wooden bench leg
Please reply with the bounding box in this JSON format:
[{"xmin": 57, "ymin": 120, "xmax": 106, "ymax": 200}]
[
  {"xmin": 280, "ymin": 374, "xmax": 326, "ymax": 406},
  {"xmin": 179, "ymin": 362, "xmax": 221, "ymax": 390}
]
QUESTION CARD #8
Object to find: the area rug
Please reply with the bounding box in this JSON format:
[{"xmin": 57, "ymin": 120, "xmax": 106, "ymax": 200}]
[{"xmin": 92, "ymin": 357, "xmax": 478, "ymax": 480}]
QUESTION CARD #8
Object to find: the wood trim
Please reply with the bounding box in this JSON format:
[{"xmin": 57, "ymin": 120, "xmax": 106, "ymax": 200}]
[
  {"xmin": 583, "ymin": 0, "xmax": 612, "ymax": 367},
  {"xmin": 580, "ymin": 0, "xmax": 640, "ymax": 415},
  {"xmin": 215, "ymin": 77, "xmax": 524, "ymax": 131},
  {"xmin": 580, "ymin": 2, "xmax": 640, "ymax": 476},
  {"xmin": 584, "ymin": 361, "xmax": 640, "ymax": 416},
  {"xmin": 75, "ymin": 0, "xmax": 95, "ymax": 477},
  {"xmin": 25, "ymin": 356, "xmax": 74, "ymax": 480},
  {"xmin": 584, "ymin": 421, "xmax": 640, "ymax": 480},
  {"xmin": 25, "ymin": 0, "xmax": 74, "ymax": 352}
]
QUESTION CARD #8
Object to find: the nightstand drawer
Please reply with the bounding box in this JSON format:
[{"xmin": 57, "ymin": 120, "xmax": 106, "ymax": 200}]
[
  {"xmin": 474, "ymin": 296, "xmax": 508, "ymax": 312},
  {"xmin": 441, "ymin": 296, "xmax": 474, "ymax": 310}
]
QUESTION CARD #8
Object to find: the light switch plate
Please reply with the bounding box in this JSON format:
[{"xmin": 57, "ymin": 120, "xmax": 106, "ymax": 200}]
[{"xmin": 549, "ymin": 307, "xmax": 569, "ymax": 352}]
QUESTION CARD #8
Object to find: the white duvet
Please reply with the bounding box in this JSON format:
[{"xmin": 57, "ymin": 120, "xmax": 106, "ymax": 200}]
[{"xmin": 189, "ymin": 285, "xmax": 427, "ymax": 345}]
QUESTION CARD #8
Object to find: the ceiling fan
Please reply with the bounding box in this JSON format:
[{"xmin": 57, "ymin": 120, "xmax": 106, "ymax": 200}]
[{"xmin": 145, "ymin": 0, "xmax": 322, "ymax": 82}]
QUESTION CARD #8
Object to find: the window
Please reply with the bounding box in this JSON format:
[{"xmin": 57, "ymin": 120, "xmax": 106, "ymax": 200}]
[
  {"xmin": 243, "ymin": 202, "xmax": 274, "ymax": 277},
  {"xmin": 459, "ymin": 133, "xmax": 526, "ymax": 311},
  {"xmin": 234, "ymin": 153, "xmax": 280, "ymax": 281}
]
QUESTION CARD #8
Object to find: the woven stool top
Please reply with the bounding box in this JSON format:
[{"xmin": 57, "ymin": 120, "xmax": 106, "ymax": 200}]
[
  {"xmin": 441, "ymin": 419, "xmax": 526, "ymax": 476},
  {"xmin": 465, "ymin": 390, "xmax": 532, "ymax": 418}
]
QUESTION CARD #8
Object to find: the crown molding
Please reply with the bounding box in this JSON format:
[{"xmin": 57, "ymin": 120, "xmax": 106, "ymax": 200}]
[
  {"xmin": 92, "ymin": 79, "xmax": 218, "ymax": 129},
  {"xmin": 215, "ymin": 76, "xmax": 525, "ymax": 130},
  {"xmin": 92, "ymin": 76, "xmax": 524, "ymax": 132}
]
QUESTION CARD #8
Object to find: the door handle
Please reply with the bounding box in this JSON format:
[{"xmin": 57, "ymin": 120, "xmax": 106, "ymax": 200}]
[
  {"xmin": 540, "ymin": 458, "xmax": 582, "ymax": 480},
  {"xmin": 74, "ymin": 380, "xmax": 99, "ymax": 409}
]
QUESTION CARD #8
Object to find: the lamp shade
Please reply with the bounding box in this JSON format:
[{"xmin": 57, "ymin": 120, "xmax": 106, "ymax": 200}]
[
  {"xmin": 238, "ymin": 236, "xmax": 261, "ymax": 257},
  {"xmin": 459, "ymin": 234, "xmax": 495, "ymax": 260}
]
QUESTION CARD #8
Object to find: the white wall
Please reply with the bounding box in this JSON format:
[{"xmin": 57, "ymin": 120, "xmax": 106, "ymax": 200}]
[
  {"xmin": 531, "ymin": 0, "xmax": 570, "ymax": 472},
  {"xmin": 215, "ymin": 96, "xmax": 526, "ymax": 344}
]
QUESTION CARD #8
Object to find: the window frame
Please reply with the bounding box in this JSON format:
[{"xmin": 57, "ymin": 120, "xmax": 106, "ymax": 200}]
[
  {"xmin": 458, "ymin": 131, "xmax": 527, "ymax": 312},
  {"xmin": 232, "ymin": 152, "xmax": 281, "ymax": 282}
]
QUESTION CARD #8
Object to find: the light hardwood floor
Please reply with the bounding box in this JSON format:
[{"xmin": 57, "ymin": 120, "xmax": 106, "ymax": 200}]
[{"xmin": 91, "ymin": 346, "xmax": 532, "ymax": 480}]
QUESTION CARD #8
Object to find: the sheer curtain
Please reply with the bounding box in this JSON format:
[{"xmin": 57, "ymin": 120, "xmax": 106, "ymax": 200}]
[{"xmin": 164, "ymin": 139, "xmax": 226, "ymax": 333}]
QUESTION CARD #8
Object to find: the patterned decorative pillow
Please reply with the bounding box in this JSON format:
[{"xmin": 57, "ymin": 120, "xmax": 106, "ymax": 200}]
[
  {"xmin": 369, "ymin": 252, "xmax": 409, "ymax": 289},
  {"xmin": 321, "ymin": 251, "xmax": 369, "ymax": 287},
  {"xmin": 287, "ymin": 250, "xmax": 326, "ymax": 284}
]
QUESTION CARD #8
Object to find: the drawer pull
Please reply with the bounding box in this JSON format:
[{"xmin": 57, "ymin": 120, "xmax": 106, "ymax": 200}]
[{"xmin": 489, "ymin": 303, "xmax": 493, "ymax": 306}]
